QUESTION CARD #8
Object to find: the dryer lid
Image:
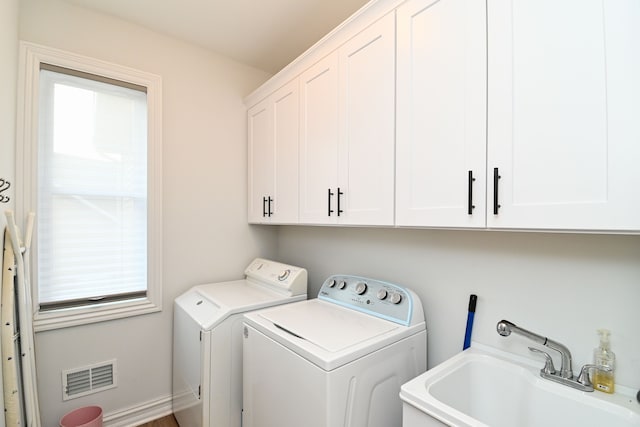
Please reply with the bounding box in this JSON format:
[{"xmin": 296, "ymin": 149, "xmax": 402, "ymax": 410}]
[
  {"xmin": 258, "ymin": 299, "xmax": 399, "ymax": 353},
  {"xmin": 176, "ymin": 279, "xmax": 306, "ymax": 330},
  {"xmin": 196, "ymin": 279, "xmax": 286, "ymax": 309}
]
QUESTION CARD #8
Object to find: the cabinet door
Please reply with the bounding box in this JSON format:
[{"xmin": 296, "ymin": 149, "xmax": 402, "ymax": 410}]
[
  {"xmin": 247, "ymin": 81, "xmax": 299, "ymax": 224},
  {"xmin": 396, "ymin": 0, "xmax": 487, "ymax": 228},
  {"xmin": 487, "ymin": 0, "xmax": 640, "ymax": 231},
  {"xmin": 338, "ymin": 12, "xmax": 396, "ymax": 226},
  {"xmin": 299, "ymin": 53, "xmax": 340, "ymax": 224},
  {"xmin": 271, "ymin": 80, "xmax": 299, "ymax": 224},
  {"xmin": 247, "ymin": 99, "xmax": 273, "ymax": 223}
]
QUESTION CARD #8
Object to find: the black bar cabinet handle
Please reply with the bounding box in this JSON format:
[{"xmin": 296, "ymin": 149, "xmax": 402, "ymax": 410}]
[
  {"xmin": 267, "ymin": 196, "xmax": 273, "ymax": 217},
  {"xmin": 327, "ymin": 189, "xmax": 334, "ymax": 216},
  {"xmin": 262, "ymin": 196, "xmax": 267, "ymax": 217},
  {"xmin": 337, "ymin": 188, "xmax": 344, "ymax": 216},
  {"xmin": 493, "ymin": 167, "xmax": 501, "ymax": 215},
  {"xmin": 468, "ymin": 171, "xmax": 476, "ymax": 215}
]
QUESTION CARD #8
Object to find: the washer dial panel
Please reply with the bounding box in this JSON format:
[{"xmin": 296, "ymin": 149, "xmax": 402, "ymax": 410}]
[{"xmin": 318, "ymin": 275, "xmax": 414, "ymax": 325}]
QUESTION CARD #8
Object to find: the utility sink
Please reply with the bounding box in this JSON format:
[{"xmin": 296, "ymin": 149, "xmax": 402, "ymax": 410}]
[{"xmin": 400, "ymin": 344, "xmax": 640, "ymax": 427}]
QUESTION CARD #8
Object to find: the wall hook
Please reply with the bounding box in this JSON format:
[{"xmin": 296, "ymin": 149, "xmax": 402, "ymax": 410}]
[{"xmin": 0, "ymin": 178, "xmax": 11, "ymax": 203}]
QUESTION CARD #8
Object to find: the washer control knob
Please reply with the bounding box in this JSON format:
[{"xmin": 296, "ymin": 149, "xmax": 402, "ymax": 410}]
[
  {"xmin": 277, "ymin": 269, "xmax": 291, "ymax": 281},
  {"xmin": 390, "ymin": 293, "xmax": 403, "ymax": 304},
  {"xmin": 338, "ymin": 280, "xmax": 347, "ymax": 290},
  {"xmin": 377, "ymin": 289, "xmax": 388, "ymax": 300},
  {"xmin": 355, "ymin": 282, "xmax": 367, "ymax": 295},
  {"xmin": 327, "ymin": 279, "xmax": 337, "ymax": 288}
]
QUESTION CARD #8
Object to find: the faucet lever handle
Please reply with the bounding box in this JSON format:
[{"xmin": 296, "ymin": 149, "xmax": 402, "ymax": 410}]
[
  {"xmin": 576, "ymin": 364, "xmax": 612, "ymax": 387},
  {"xmin": 528, "ymin": 347, "xmax": 556, "ymax": 375}
]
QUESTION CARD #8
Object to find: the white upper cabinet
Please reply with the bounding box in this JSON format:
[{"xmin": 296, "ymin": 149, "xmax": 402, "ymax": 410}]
[
  {"xmin": 396, "ymin": 0, "xmax": 487, "ymax": 228},
  {"xmin": 248, "ymin": 100, "xmax": 271, "ymax": 223},
  {"xmin": 248, "ymin": 80, "xmax": 299, "ymax": 224},
  {"xmin": 487, "ymin": 0, "xmax": 640, "ymax": 232},
  {"xmin": 248, "ymin": 0, "xmax": 640, "ymax": 233},
  {"xmin": 299, "ymin": 53, "xmax": 340, "ymax": 223},
  {"xmin": 300, "ymin": 12, "xmax": 396, "ymax": 225},
  {"xmin": 337, "ymin": 12, "xmax": 396, "ymax": 225}
]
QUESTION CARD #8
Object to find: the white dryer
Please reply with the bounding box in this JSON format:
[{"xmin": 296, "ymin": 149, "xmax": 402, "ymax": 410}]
[
  {"xmin": 242, "ymin": 275, "xmax": 427, "ymax": 427},
  {"xmin": 172, "ymin": 258, "xmax": 307, "ymax": 427}
]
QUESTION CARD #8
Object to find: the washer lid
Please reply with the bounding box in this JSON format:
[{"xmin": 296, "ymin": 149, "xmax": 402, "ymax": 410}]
[{"xmin": 258, "ymin": 299, "xmax": 399, "ymax": 353}]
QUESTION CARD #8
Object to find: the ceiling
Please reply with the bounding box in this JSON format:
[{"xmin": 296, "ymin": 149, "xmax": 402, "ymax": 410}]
[{"xmin": 60, "ymin": 0, "xmax": 371, "ymax": 74}]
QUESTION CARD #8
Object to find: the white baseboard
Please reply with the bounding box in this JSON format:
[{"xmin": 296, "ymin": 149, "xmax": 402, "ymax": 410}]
[{"xmin": 103, "ymin": 394, "xmax": 173, "ymax": 427}]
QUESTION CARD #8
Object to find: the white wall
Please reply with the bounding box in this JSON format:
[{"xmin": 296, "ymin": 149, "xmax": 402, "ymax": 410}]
[
  {"xmin": 276, "ymin": 226, "xmax": 640, "ymax": 390},
  {"xmin": 0, "ymin": 2, "xmax": 19, "ymax": 427},
  {"xmin": 18, "ymin": 0, "xmax": 277, "ymax": 424},
  {"xmin": 1, "ymin": 0, "xmax": 18, "ymax": 228}
]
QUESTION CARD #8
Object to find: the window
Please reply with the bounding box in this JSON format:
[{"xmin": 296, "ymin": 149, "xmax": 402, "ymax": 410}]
[{"xmin": 17, "ymin": 42, "xmax": 162, "ymax": 330}]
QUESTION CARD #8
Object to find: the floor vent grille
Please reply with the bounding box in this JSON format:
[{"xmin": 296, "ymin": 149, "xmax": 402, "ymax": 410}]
[{"xmin": 62, "ymin": 359, "xmax": 117, "ymax": 400}]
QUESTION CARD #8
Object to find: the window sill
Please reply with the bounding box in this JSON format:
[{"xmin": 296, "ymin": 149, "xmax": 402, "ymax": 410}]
[{"xmin": 33, "ymin": 298, "xmax": 161, "ymax": 332}]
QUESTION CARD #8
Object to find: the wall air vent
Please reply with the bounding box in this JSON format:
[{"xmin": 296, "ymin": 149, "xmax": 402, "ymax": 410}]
[{"xmin": 62, "ymin": 359, "xmax": 117, "ymax": 400}]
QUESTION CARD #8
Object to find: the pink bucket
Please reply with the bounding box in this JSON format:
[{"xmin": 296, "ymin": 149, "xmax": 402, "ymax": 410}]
[{"xmin": 60, "ymin": 406, "xmax": 103, "ymax": 427}]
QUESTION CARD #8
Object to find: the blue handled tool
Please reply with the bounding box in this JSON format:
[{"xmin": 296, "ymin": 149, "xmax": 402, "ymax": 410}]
[{"xmin": 463, "ymin": 294, "xmax": 477, "ymax": 350}]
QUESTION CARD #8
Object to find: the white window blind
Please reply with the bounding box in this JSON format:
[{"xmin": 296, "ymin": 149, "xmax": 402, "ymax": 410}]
[{"xmin": 37, "ymin": 66, "xmax": 148, "ymax": 308}]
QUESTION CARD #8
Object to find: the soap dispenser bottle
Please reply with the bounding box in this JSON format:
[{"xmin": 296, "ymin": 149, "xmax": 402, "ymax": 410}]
[{"xmin": 593, "ymin": 329, "xmax": 615, "ymax": 393}]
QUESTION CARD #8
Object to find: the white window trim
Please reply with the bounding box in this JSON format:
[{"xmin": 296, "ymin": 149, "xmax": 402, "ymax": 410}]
[{"xmin": 16, "ymin": 41, "xmax": 163, "ymax": 331}]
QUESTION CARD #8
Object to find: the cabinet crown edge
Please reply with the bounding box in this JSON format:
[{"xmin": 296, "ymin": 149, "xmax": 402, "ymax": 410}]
[{"xmin": 244, "ymin": 0, "xmax": 405, "ymax": 107}]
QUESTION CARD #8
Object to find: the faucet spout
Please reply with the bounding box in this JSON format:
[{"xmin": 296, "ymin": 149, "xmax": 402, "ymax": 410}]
[{"xmin": 496, "ymin": 320, "xmax": 573, "ymax": 379}]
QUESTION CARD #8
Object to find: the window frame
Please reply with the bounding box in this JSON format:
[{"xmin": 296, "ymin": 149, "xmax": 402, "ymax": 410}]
[{"xmin": 16, "ymin": 42, "xmax": 163, "ymax": 331}]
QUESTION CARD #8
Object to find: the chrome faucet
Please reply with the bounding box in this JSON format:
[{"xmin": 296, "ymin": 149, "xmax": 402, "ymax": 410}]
[
  {"xmin": 496, "ymin": 319, "xmax": 609, "ymax": 392},
  {"xmin": 497, "ymin": 319, "xmax": 573, "ymax": 378}
]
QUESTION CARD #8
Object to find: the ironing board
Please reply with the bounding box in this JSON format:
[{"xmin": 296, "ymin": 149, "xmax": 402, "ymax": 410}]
[
  {"xmin": 2, "ymin": 228, "xmax": 23, "ymax": 426},
  {"xmin": 3, "ymin": 211, "xmax": 41, "ymax": 427}
]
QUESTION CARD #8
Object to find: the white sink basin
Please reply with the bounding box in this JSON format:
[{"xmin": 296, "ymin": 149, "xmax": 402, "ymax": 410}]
[{"xmin": 400, "ymin": 344, "xmax": 640, "ymax": 427}]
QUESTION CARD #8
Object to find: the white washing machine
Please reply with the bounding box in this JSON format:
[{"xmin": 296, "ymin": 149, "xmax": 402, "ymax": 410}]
[
  {"xmin": 242, "ymin": 274, "xmax": 427, "ymax": 427},
  {"xmin": 172, "ymin": 258, "xmax": 307, "ymax": 427}
]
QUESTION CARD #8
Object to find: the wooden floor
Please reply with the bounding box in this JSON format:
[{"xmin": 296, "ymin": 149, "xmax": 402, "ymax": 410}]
[{"xmin": 135, "ymin": 414, "xmax": 179, "ymax": 427}]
